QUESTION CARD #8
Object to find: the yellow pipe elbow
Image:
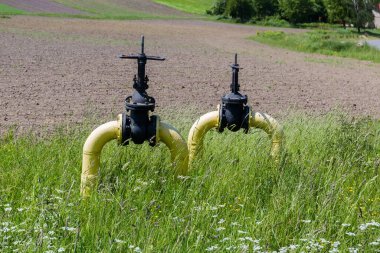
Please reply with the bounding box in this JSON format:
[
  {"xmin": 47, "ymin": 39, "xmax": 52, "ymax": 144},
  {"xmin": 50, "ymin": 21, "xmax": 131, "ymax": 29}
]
[
  {"xmin": 249, "ymin": 112, "xmax": 284, "ymax": 162},
  {"xmin": 81, "ymin": 116, "xmax": 122, "ymax": 197},
  {"xmin": 158, "ymin": 122, "xmax": 189, "ymax": 176},
  {"xmin": 188, "ymin": 111, "xmax": 219, "ymax": 165}
]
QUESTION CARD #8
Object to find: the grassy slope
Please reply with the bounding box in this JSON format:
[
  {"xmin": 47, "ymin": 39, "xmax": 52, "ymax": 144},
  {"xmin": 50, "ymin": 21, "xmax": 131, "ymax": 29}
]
[
  {"xmin": 153, "ymin": 0, "xmax": 213, "ymax": 14},
  {"xmin": 53, "ymin": 0, "xmax": 169, "ymax": 19},
  {"xmin": 0, "ymin": 3, "xmax": 26, "ymax": 15},
  {"xmin": 251, "ymin": 29, "xmax": 380, "ymax": 63},
  {"xmin": 0, "ymin": 114, "xmax": 379, "ymax": 252}
]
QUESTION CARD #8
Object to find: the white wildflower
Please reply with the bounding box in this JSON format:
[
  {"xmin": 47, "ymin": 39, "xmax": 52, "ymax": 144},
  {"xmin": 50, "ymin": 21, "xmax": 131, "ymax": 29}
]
[
  {"xmin": 4, "ymin": 207, "xmax": 12, "ymax": 212},
  {"xmin": 238, "ymin": 230, "xmax": 248, "ymax": 234},
  {"xmin": 231, "ymin": 222, "xmax": 240, "ymax": 226},
  {"xmin": 58, "ymin": 247, "xmax": 65, "ymax": 252},
  {"xmin": 114, "ymin": 239, "xmax": 126, "ymax": 244},
  {"xmin": 289, "ymin": 244, "xmax": 299, "ymax": 250},
  {"xmin": 245, "ymin": 237, "xmax": 254, "ymax": 242},
  {"xmin": 346, "ymin": 232, "xmax": 356, "ymax": 237},
  {"xmin": 218, "ymin": 219, "xmax": 225, "ymax": 224},
  {"xmin": 348, "ymin": 248, "xmax": 358, "ymax": 253},
  {"xmin": 279, "ymin": 247, "xmax": 288, "ymax": 253},
  {"xmin": 359, "ymin": 220, "xmax": 380, "ymax": 231},
  {"xmin": 216, "ymin": 227, "xmax": 225, "ymax": 232},
  {"xmin": 342, "ymin": 223, "xmax": 351, "ymax": 227},
  {"xmin": 332, "ymin": 241, "xmax": 340, "ymax": 248},
  {"xmin": 301, "ymin": 220, "xmax": 311, "ymax": 223},
  {"xmin": 210, "ymin": 206, "xmax": 218, "ymax": 211},
  {"xmin": 17, "ymin": 208, "xmax": 24, "ymax": 212},
  {"xmin": 240, "ymin": 244, "xmax": 249, "ymax": 251},
  {"xmin": 253, "ymin": 245, "xmax": 262, "ymax": 252},
  {"xmin": 206, "ymin": 245, "xmax": 219, "ymax": 251},
  {"xmin": 134, "ymin": 247, "xmax": 142, "ymax": 253},
  {"xmin": 220, "ymin": 237, "xmax": 230, "ymax": 242},
  {"xmin": 369, "ymin": 241, "xmax": 380, "ymax": 246},
  {"xmin": 61, "ymin": 227, "xmax": 76, "ymax": 232}
]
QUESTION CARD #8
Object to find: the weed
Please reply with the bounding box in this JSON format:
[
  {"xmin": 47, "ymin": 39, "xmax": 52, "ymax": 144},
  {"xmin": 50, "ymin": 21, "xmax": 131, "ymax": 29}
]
[{"xmin": 0, "ymin": 113, "xmax": 379, "ymax": 251}]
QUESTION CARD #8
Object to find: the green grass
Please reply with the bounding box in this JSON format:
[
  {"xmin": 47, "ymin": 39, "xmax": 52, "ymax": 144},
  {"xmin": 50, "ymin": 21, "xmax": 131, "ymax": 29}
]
[
  {"xmin": 153, "ymin": 0, "xmax": 213, "ymax": 15},
  {"xmin": 53, "ymin": 0, "xmax": 174, "ymax": 20},
  {"xmin": 0, "ymin": 3, "xmax": 26, "ymax": 15},
  {"xmin": 251, "ymin": 29, "xmax": 380, "ymax": 63},
  {"xmin": 0, "ymin": 113, "xmax": 379, "ymax": 252}
]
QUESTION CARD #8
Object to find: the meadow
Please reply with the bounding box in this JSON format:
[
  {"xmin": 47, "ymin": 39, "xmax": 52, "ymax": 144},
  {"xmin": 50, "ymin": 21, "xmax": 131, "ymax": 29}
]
[
  {"xmin": 251, "ymin": 29, "xmax": 380, "ymax": 63},
  {"xmin": 1, "ymin": 114, "xmax": 379, "ymax": 252}
]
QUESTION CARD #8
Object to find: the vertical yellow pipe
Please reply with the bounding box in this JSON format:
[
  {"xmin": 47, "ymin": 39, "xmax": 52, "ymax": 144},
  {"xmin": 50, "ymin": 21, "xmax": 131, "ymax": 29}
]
[
  {"xmin": 187, "ymin": 111, "xmax": 219, "ymax": 165},
  {"xmin": 249, "ymin": 112, "xmax": 284, "ymax": 162},
  {"xmin": 81, "ymin": 116, "xmax": 121, "ymax": 197},
  {"xmin": 158, "ymin": 122, "xmax": 189, "ymax": 176}
]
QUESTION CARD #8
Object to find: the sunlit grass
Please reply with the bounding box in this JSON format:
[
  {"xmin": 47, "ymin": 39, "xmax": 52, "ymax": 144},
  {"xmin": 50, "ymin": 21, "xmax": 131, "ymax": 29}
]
[
  {"xmin": 0, "ymin": 3, "xmax": 26, "ymax": 15},
  {"xmin": 251, "ymin": 29, "xmax": 380, "ymax": 63},
  {"xmin": 0, "ymin": 113, "xmax": 379, "ymax": 252},
  {"xmin": 153, "ymin": 0, "xmax": 213, "ymax": 15}
]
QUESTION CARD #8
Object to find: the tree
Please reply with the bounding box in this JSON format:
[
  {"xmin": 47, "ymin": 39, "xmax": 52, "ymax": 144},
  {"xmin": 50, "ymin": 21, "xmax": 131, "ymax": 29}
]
[
  {"xmin": 324, "ymin": 0, "xmax": 376, "ymax": 32},
  {"xmin": 351, "ymin": 0, "xmax": 375, "ymax": 32},
  {"xmin": 225, "ymin": 0, "xmax": 255, "ymax": 22},
  {"xmin": 252, "ymin": 0, "xmax": 278, "ymax": 19},
  {"xmin": 323, "ymin": 0, "xmax": 352, "ymax": 28},
  {"xmin": 279, "ymin": 0, "xmax": 326, "ymax": 24}
]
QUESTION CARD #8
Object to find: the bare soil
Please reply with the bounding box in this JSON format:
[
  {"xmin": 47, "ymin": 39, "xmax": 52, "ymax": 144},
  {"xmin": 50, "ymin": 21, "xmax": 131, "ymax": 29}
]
[
  {"xmin": 0, "ymin": 0, "xmax": 85, "ymax": 14},
  {"xmin": 1, "ymin": 16, "xmax": 380, "ymax": 134}
]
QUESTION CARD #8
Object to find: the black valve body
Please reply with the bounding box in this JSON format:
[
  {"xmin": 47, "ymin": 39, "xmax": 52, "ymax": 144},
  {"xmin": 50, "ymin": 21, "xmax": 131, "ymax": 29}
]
[
  {"xmin": 217, "ymin": 54, "xmax": 250, "ymax": 133},
  {"xmin": 119, "ymin": 36, "xmax": 165, "ymax": 146},
  {"xmin": 219, "ymin": 94, "xmax": 250, "ymax": 133}
]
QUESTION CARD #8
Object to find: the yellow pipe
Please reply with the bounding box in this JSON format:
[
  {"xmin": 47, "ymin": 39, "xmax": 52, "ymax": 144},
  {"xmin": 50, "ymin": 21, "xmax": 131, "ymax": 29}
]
[
  {"xmin": 81, "ymin": 115, "xmax": 189, "ymax": 197},
  {"xmin": 187, "ymin": 111, "xmax": 219, "ymax": 165},
  {"xmin": 81, "ymin": 115, "xmax": 122, "ymax": 197},
  {"xmin": 158, "ymin": 122, "xmax": 189, "ymax": 176},
  {"xmin": 249, "ymin": 112, "xmax": 284, "ymax": 162}
]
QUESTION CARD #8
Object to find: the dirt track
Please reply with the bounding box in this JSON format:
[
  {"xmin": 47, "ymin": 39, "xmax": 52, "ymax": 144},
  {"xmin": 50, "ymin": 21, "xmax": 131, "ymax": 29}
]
[
  {"xmin": 1, "ymin": 16, "xmax": 380, "ymax": 134},
  {"xmin": 0, "ymin": 0, "xmax": 85, "ymax": 14}
]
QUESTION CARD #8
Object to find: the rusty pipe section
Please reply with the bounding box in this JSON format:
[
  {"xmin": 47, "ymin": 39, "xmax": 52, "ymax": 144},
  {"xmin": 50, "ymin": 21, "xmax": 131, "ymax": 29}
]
[
  {"xmin": 81, "ymin": 115, "xmax": 122, "ymax": 197},
  {"xmin": 187, "ymin": 109, "xmax": 284, "ymax": 165},
  {"xmin": 187, "ymin": 111, "xmax": 219, "ymax": 164},
  {"xmin": 249, "ymin": 112, "xmax": 284, "ymax": 162}
]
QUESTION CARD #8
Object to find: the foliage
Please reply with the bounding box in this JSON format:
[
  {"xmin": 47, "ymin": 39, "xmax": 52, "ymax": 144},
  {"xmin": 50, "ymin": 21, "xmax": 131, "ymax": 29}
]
[
  {"xmin": 252, "ymin": 29, "xmax": 380, "ymax": 62},
  {"xmin": 225, "ymin": 0, "xmax": 255, "ymax": 21},
  {"xmin": 0, "ymin": 114, "xmax": 379, "ymax": 252},
  {"xmin": 278, "ymin": 0, "xmax": 326, "ymax": 24},
  {"xmin": 351, "ymin": 0, "xmax": 376, "ymax": 32},
  {"xmin": 253, "ymin": 15, "xmax": 292, "ymax": 27},
  {"xmin": 323, "ymin": 0, "xmax": 352, "ymax": 26}
]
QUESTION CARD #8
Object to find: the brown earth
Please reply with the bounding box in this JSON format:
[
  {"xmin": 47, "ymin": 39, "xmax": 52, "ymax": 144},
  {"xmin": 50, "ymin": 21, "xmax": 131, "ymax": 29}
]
[
  {"xmin": 0, "ymin": 0, "xmax": 86, "ymax": 14},
  {"xmin": 1, "ymin": 16, "xmax": 380, "ymax": 135}
]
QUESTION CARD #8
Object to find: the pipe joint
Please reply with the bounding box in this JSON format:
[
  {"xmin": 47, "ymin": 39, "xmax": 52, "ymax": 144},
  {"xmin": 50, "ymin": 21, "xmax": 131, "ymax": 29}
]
[
  {"xmin": 120, "ymin": 112, "xmax": 158, "ymax": 146},
  {"xmin": 218, "ymin": 102, "xmax": 250, "ymax": 133}
]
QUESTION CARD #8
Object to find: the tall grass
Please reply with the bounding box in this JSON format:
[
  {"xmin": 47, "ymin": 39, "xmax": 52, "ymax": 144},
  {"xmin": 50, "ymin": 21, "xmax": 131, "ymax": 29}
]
[
  {"xmin": 251, "ymin": 29, "xmax": 380, "ymax": 63},
  {"xmin": 0, "ymin": 114, "xmax": 379, "ymax": 252}
]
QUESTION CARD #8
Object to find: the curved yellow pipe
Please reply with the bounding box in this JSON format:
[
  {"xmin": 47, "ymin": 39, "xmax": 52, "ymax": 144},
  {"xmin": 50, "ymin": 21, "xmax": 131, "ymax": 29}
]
[
  {"xmin": 187, "ymin": 111, "xmax": 219, "ymax": 165},
  {"xmin": 158, "ymin": 122, "xmax": 189, "ymax": 176},
  {"xmin": 81, "ymin": 115, "xmax": 122, "ymax": 197},
  {"xmin": 249, "ymin": 112, "xmax": 284, "ymax": 162}
]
